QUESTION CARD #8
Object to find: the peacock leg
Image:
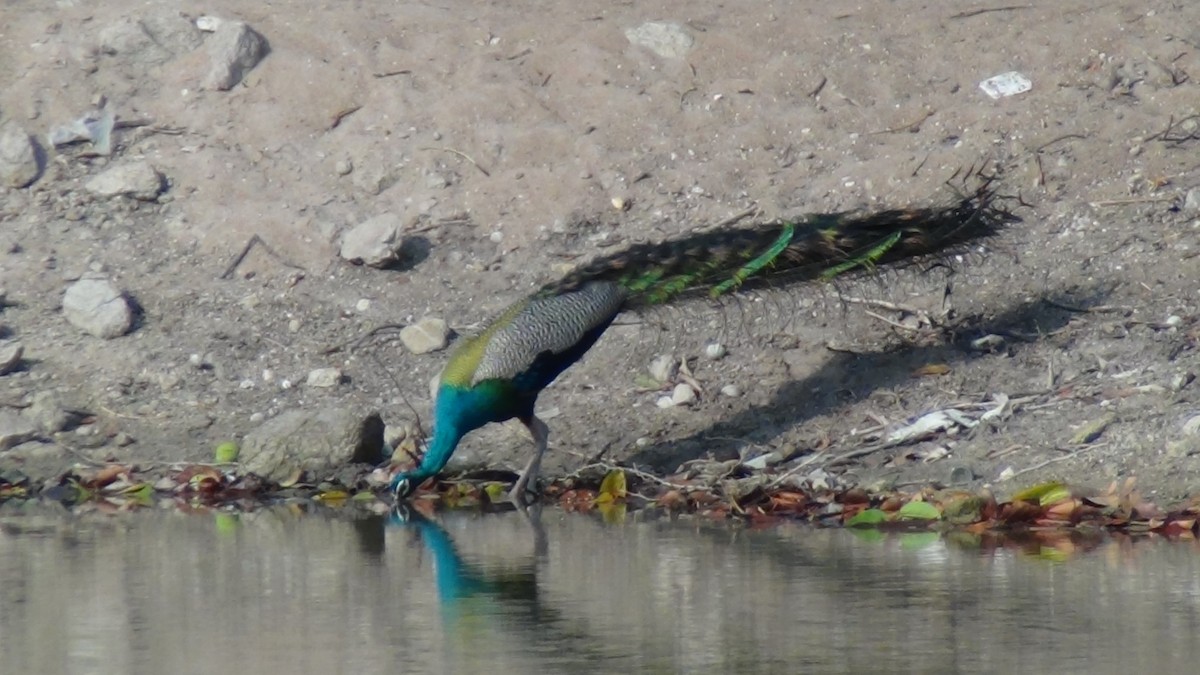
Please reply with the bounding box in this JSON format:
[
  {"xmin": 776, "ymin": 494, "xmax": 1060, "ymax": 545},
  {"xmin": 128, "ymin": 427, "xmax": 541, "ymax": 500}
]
[{"xmin": 510, "ymin": 415, "xmax": 549, "ymax": 504}]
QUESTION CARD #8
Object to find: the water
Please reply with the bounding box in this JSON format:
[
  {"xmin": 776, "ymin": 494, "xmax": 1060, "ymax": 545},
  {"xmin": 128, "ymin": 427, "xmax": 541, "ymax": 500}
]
[{"xmin": 2, "ymin": 505, "xmax": 1199, "ymax": 674}]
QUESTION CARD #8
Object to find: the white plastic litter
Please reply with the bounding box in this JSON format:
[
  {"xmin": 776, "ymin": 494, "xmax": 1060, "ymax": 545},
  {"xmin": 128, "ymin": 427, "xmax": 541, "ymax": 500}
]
[{"xmin": 979, "ymin": 71, "xmax": 1032, "ymax": 99}]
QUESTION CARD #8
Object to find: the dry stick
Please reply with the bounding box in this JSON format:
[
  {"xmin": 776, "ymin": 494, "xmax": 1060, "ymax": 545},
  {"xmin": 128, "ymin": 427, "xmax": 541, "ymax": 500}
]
[
  {"xmin": 373, "ymin": 69, "xmax": 412, "ymax": 78},
  {"xmin": 220, "ymin": 235, "xmax": 306, "ymax": 279},
  {"xmin": 1089, "ymin": 196, "xmax": 1178, "ymax": 207},
  {"xmin": 808, "ymin": 75, "xmax": 828, "ymax": 98},
  {"xmin": 868, "ymin": 109, "xmax": 936, "ymax": 135},
  {"xmin": 322, "ymin": 323, "xmax": 408, "ymax": 355},
  {"xmin": 949, "ymin": 5, "xmax": 1032, "ymax": 19},
  {"xmin": 419, "ymin": 146, "xmax": 491, "ymax": 177},
  {"xmin": 567, "ymin": 461, "xmax": 694, "ymax": 492},
  {"xmin": 711, "ymin": 206, "xmax": 759, "ymax": 230},
  {"xmin": 863, "ymin": 310, "xmax": 922, "ymax": 332},
  {"xmin": 1003, "ymin": 443, "xmax": 1108, "ymax": 482},
  {"xmin": 367, "ymin": 351, "xmax": 429, "ymax": 459},
  {"xmin": 1042, "ymin": 299, "xmax": 1133, "ymax": 314},
  {"xmin": 330, "ymin": 105, "xmax": 362, "ymax": 129}
]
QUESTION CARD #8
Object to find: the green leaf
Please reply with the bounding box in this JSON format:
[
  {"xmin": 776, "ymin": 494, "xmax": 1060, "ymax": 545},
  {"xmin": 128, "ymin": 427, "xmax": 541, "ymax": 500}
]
[
  {"xmin": 483, "ymin": 482, "xmax": 506, "ymax": 502},
  {"xmin": 898, "ymin": 500, "xmax": 941, "ymax": 520},
  {"xmin": 846, "ymin": 508, "xmax": 888, "ymax": 527},
  {"xmin": 214, "ymin": 441, "xmax": 239, "ymax": 463},
  {"xmin": 1039, "ymin": 485, "xmax": 1072, "ymax": 507},
  {"xmin": 1012, "ymin": 482, "xmax": 1066, "ymax": 503}
]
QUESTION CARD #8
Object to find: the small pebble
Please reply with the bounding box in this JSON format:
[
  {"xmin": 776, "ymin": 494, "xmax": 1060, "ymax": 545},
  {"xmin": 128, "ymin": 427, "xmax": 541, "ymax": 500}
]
[
  {"xmin": 306, "ymin": 367, "xmax": 343, "ymax": 388},
  {"xmin": 720, "ymin": 384, "xmax": 742, "ymax": 397},
  {"xmin": 401, "ymin": 317, "xmax": 451, "ymax": 354},
  {"xmin": 655, "ymin": 396, "xmax": 675, "ymax": 409},
  {"xmin": 356, "ymin": 298, "xmax": 371, "ymax": 312},
  {"xmin": 704, "ymin": 342, "xmax": 727, "ymax": 360},
  {"xmin": 288, "ymin": 318, "xmax": 302, "ymax": 333},
  {"xmin": 489, "ymin": 231, "xmax": 504, "ymax": 243},
  {"xmin": 249, "ymin": 412, "xmax": 264, "ymax": 423},
  {"xmin": 239, "ymin": 379, "xmax": 255, "ymax": 389},
  {"xmin": 611, "ymin": 196, "xmax": 629, "ymax": 211},
  {"xmin": 671, "ymin": 383, "xmax": 697, "ymax": 406},
  {"xmin": 335, "ymin": 159, "xmax": 353, "ymax": 176}
]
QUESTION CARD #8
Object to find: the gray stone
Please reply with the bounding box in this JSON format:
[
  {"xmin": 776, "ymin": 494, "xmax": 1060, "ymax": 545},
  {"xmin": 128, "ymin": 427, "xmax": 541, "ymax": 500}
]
[
  {"xmin": 25, "ymin": 391, "xmax": 77, "ymax": 433},
  {"xmin": 0, "ymin": 121, "xmax": 41, "ymax": 188},
  {"xmin": 625, "ymin": 22, "xmax": 694, "ymax": 58},
  {"xmin": 339, "ymin": 213, "xmax": 405, "ymax": 267},
  {"xmin": 241, "ymin": 408, "xmax": 385, "ymax": 483},
  {"xmin": 1184, "ymin": 187, "xmax": 1200, "ymax": 214},
  {"xmin": 0, "ymin": 411, "xmax": 39, "ymax": 451},
  {"xmin": 62, "ymin": 278, "xmax": 134, "ymax": 338},
  {"xmin": 204, "ymin": 21, "xmax": 269, "ymax": 90},
  {"xmin": 0, "ymin": 340, "xmax": 22, "ymax": 376},
  {"xmin": 400, "ymin": 317, "xmax": 450, "ymax": 354},
  {"xmin": 98, "ymin": 13, "xmax": 202, "ymax": 65},
  {"xmin": 85, "ymin": 161, "xmax": 165, "ymax": 200},
  {"xmin": 98, "ymin": 17, "xmax": 173, "ymax": 64},
  {"xmin": 305, "ymin": 367, "xmax": 343, "ymax": 388}
]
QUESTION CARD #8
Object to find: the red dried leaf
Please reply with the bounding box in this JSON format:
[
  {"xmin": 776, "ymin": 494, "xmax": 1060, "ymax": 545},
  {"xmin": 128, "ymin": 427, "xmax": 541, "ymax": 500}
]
[
  {"xmin": 998, "ymin": 500, "xmax": 1042, "ymax": 524},
  {"xmin": 1043, "ymin": 498, "xmax": 1082, "ymax": 524},
  {"xmin": 840, "ymin": 488, "xmax": 870, "ymax": 505},
  {"xmin": 84, "ymin": 464, "xmax": 128, "ymax": 489},
  {"xmin": 657, "ymin": 490, "xmax": 688, "ymax": 511}
]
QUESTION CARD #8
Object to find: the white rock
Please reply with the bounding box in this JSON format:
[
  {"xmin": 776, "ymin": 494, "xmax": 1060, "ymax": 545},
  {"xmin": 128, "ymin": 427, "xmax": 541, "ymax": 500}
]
[
  {"xmin": 85, "ymin": 161, "xmax": 164, "ymax": 200},
  {"xmin": 204, "ymin": 21, "xmax": 269, "ymax": 90},
  {"xmin": 339, "ymin": 213, "xmax": 405, "ymax": 267},
  {"xmin": 720, "ymin": 384, "xmax": 742, "ymax": 397},
  {"xmin": 655, "ymin": 395, "xmax": 675, "ymax": 409},
  {"xmin": 704, "ymin": 342, "xmax": 727, "ymax": 360},
  {"xmin": 62, "ymin": 279, "xmax": 134, "ymax": 338},
  {"xmin": 0, "ymin": 121, "xmax": 41, "ymax": 188},
  {"xmin": 0, "ymin": 411, "xmax": 39, "ymax": 450},
  {"xmin": 195, "ymin": 15, "xmax": 222, "ymax": 32},
  {"xmin": 306, "ymin": 367, "xmax": 343, "ymax": 388},
  {"xmin": 671, "ymin": 383, "xmax": 697, "ymax": 406},
  {"xmin": 0, "ymin": 340, "xmax": 22, "ymax": 375},
  {"xmin": 625, "ymin": 21, "xmax": 694, "ymax": 58},
  {"xmin": 400, "ymin": 317, "xmax": 450, "ymax": 354}
]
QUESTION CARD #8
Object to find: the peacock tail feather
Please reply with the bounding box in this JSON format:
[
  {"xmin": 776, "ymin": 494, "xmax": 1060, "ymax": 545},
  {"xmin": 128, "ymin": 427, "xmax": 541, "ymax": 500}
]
[{"xmin": 541, "ymin": 181, "xmax": 1016, "ymax": 311}]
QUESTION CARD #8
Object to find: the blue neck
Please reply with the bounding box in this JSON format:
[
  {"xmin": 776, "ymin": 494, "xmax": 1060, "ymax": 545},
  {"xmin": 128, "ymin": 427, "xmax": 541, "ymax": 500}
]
[{"xmin": 401, "ymin": 384, "xmax": 498, "ymax": 484}]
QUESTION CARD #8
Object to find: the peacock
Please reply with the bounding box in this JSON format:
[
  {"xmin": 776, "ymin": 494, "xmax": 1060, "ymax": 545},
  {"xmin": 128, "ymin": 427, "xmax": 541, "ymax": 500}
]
[{"xmin": 389, "ymin": 181, "xmax": 1018, "ymax": 502}]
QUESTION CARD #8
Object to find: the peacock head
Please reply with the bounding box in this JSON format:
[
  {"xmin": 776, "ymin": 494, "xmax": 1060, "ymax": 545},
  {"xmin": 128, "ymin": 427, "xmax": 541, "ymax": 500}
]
[{"xmin": 390, "ymin": 472, "xmax": 418, "ymax": 499}]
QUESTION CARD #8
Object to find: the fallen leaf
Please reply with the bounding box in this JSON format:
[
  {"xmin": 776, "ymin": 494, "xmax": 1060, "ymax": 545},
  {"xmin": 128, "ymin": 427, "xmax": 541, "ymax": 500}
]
[
  {"xmin": 594, "ymin": 469, "xmax": 627, "ymax": 505},
  {"xmin": 899, "ymin": 500, "xmax": 941, "ymax": 520},
  {"xmin": 846, "ymin": 508, "xmax": 888, "ymax": 527},
  {"xmin": 913, "ymin": 363, "xmax": 951, "ymax": 377}
]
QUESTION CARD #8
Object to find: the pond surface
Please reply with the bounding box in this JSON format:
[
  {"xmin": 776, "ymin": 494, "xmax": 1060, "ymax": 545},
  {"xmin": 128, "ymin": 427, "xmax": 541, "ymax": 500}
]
[{"xmin": 2, "ymin": 505, "xmax": 1199, "ymax": 674}]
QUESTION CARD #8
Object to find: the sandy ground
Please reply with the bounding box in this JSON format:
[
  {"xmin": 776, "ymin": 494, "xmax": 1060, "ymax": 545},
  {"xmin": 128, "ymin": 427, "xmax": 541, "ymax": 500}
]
[{"xmin": 1, "ymin": 1, "xmax": 1199, "ymax": 501}]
